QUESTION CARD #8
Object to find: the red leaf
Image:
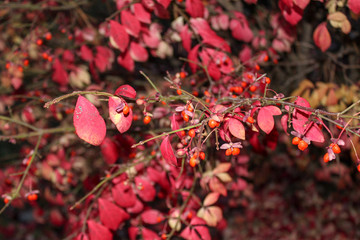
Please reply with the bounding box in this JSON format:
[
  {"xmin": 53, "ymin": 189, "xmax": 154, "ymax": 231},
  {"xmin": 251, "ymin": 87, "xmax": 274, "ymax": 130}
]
[
  {"xmin": 228, "ymin": 118, "xmax": 246, "ymax": 140},
  {"xmin": 109, "ymin": 96, "xmax": 133, "ymax": 133},
  {"xmin": 156, "ymin": 0, "xmax": 171, "ymax": 9},
  {"xmin": 171, "ymin": 114, "xmax": 183, "ymax": 139},
  {"xmin": 313, "ymin": 22, "xmax": 331, "ymax": 52},
  {"xmin": 348, "ymin": 0, "xmax": 360, "ymax": 14},
  {"xmin": 127, "ymin": 198, "xmax": 144, "ymax": 214},
  {"xmin": 203, "ymin": 192, "xmax": 220, "ymax": 206},
  {"xmin": 185, "ymin": 0, "xmax": 204, "ymax": 18},
  {"xmin": 160, "ymin": 136, "xmax": 178, "ymax": 166},
  {"xmin": 190, "ymin": 217, "xmax": 211, "ymax": 240},
  {"xmin": 281, "ymin": 114, "xmax": 289, "ymax": 135},
  {"xmin": 73, "ymin": 96, "xmax": 106, "ymax": 146},
  {"xmin": 52, "ymin": 58, "xmax": 69, "ymax": 86},
  {"xmin": 135, "ymin": 177, "xmax": 156, "ymax": 202},
  {"xmin": 293, "ymin": 120, "xmax": 325, "ymax": 143},
  {"xmin": 141, "ymin": 209, "xmax": 164, "ymax": 224},
  {"xmin": 115, "ymin": 85, "xmax": 137, "ymax": 99},
  {"xmin": 100, "ymin": 137, "xmax": 119, "ymax": 164},
  {"xmin": 188, "ymin": 44, "xmax": 200, "ymax": 73},
  {"xmin": 142, "ymin": 28, "xmax": 161, "ymax": 48},
  {"xmin": 112, "ymin": 182, "xmax": 136, "ymax": 208},
  {"xmin": 130, "ymin": 42, "xmax": 148, "ymax": 62},
  {"xmin": 121, "ymin": 10, "xmax": 141, "ymax": 38},
  {"xmin": 142, "ymin": 228, "xmax": 161, "ymax": 240},
  {"xmin": 98, "ymin": 198, "xmax": 130, "ymax": 230},
  {"xmin": 87, "ymin": 220, "xmax": 112, "ymax": 240},
  {"xmin": 117, "ymin": 50, "xmax": 134, "ymax": 72},
  {"xmin": 257, "ymin": 106, "xmax": 282, "ymax": 134},
  {"xmin": 80, "ymin": 45, "xmax": 93, "ymax": 62},
  {"xmin": 133, "ymin": 3, "xmax": 151, "ymax": 24},
  {"xmin": 230, "ymin": 19, "xmax": 253, "ymax": 42},
  {"xmin": 109, "ymin": 20, "xmax": 129, "ymax": 52},
  {"xmin": 294, "ymin": 0, "xmax": 310, "ymax": 9},
  {"xmin": 180, "ymin": 25, "xmax": 192, "ymax": 53},
  {"xmin": 279, "ymin": 1, "xmax": 304, "ymax": 25},
  {"xmin": 94, "ymin": 46, "xmax": 113, "ymax": 72},
  {"xmin": 190, "ymin": 18, "xmax": 230, "ymax": 52}
]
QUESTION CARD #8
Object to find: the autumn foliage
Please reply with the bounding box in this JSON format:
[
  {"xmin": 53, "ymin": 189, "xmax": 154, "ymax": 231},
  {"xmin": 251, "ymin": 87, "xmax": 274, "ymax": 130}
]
[{"xmin": 1, "ymin": 0, "xmax": 360, "ymax": 239}]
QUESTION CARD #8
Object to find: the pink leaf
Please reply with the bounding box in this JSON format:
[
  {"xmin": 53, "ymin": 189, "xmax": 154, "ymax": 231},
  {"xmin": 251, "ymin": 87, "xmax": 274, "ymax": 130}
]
[
  {"xmin": 171, "ymin": 114, "xmax": 183, "ymax": 139},
  {"xmin": 87, "ymin": 220, "xmax": 112, "ymax": 240},
  {"xmin": 109, "ymin": 20, "xmax": 129, "ymax": 52},
  {"xmin": 142, "ymin": 228, "xmax": 161, "ymax": 240},
  {"xmin": 142, "ymin": 28, "xmax": 161, "ymax": 48},
  {"xmin": 156, "ymin": 0, "xmax": 171, "ymax": 9},
  {"xmin": 294, "ymin": 0, "xmax": 310, "ymax": 9},
  {"xmin": 190, "ymin": 18, "xmax": 230, "ymax": 52},
  {"xmin": 73, "ymin": 96, "xmax": 106, "ymax": 146},
  {"xmin": 180, "ymin": 25, "xmax": 192, "ymax": 53},
  {"xmin": 203, "ymin": 192, "xmax": 220, "ymax": 206},
  {"xmin": 160, "ymin": 136, "xmax": 178, "ymax": 166},
  {"xmin": 94, "ymin": 46, "xmax": 114, "ymax": 72},
  {"xmin": 135, "ymin": 177, "xmax": 156, "ymax": 202},
  {"xmin": 257, "ymin": 106, "xmax": 282, "ymax": 134},
  {"xmin": 133, "ymin": 3, "xmax": 151, "ymax": 24},
  {"xmin": 209, "ymin": 177, "xmax": 227, "ymax": 196},
  {"xmin": 52, "ymin": 58, "xmax": 69, "ymax": 86},
  {"xmin": 188, "ymin": 44, "xmax": 200, "ymax": 73},
  {"xmin": 313, "ymin": 22, "xmax": 331, "ymax": 52},
  {"xmin": 112, "ymin": 182, "xmax": 136, "ymax": 208},
  {"xmin": 230, "ymin": 19, "xmax": 253, "ymax": 42},
  {"xmin": 141, "ymin": 209, "xmax": 164, "ymax": 224},
  {"xmin": 127, "ymin": 198, "xmax": 144, "ymax": 214},
  {"xmin": 185, "ymin": 0, "xmax": 204, "ymax": 18},
  {"xmin": 115, "ymin": 85, "xmax": 137, "ymax": 98},
  {"xmin": 100, "ymin": 137, "xmax": 119, "ymax": 164},
  {"xmin": 80, "ymin": 45, "xmax": 93, "ymax": 62},
  {"xmin": 293, "ymin": 120, "xmax": 325, "ymax": 143},
  {"xmin": 117, "ymin": 50, "xmax": 134, "ymax": 71},
  {"xmin": 109, "ymin": 97, "xmax": 133, "ymax": 133},
  {"xmin": 348, "ymin": 0, "xmax": 360, "ymax": 14},
  {"xmin": 121, "ymin": 10, "xmax": 141, "ymax": 38},
  {"xmin": 228, "ymin": 118, "xmax": 246, "ymax": 140},
  {"xmin": 279, "ymin": 1, "xmax": 304, "ymax": 25},
  {"xmin": 98, "ymin": 198, "xmax": 130, "ymax": 230},
  {"xmin": 281, "ymin": 114, "xmax": 289, "ymax": 135},
  {"xmin": 190, "ymin": 217, "xmax": 211, "ymax": 240},
  {"xmin": 130, "ymin": 42, "xmax": 148, "ymax": 62}
]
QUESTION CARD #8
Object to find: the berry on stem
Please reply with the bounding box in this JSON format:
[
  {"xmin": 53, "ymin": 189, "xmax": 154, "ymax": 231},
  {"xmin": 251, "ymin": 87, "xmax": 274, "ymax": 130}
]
[
  {"xmin": 298, "ymin": 140, "xmax": 308, "ymax": 151},
  {"xmin": 199, "ymin": 152, "xmax": 205, "ymax": 160},
  {"xmin": 332, "ymin": 144, "xmax": 341, "ymax": 154},
  {"xmin": 123, "ymin": 105, "xmax": 130, "ymax": 115},
  {"xmin": 189, "ymin": 156, "xmax": 197, "ymax": 167},
  {"xmin": 292, "ymin": 137, "xmax": 301, "ymax": 145},
  {"xmin": 247, "ymin": 116, "xmax": 254, "ymax": 124},
  {"xmin": 143, "ymin": 116, "xmax": 151, "ymax": 125},
  {"xmin": 323, "ymin": 153, "xmax": 329, "ymax": 163},
  {"xmin": 208, "ymin": 119, "xmax": 218, "ymax": 128},
  {"xmin": 188, "ymin": 129, "xmax": 196, "ymax": 138},
  {"xmin": 225, "ymin": 148, "xmax": 232, "ymax": 156},
  {"xmin": 232, "ymin": 147, "xmax": 240, "ymax": 156}
]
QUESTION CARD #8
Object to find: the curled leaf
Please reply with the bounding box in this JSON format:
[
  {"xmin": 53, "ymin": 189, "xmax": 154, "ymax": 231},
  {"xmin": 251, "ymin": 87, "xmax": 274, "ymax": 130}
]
[
  {"xmin": 160, "ymin": 136, "xmax": 178, "ymax": 166},
  {"xmin": 109, "ymin": 96, "xmax": 133, "ymax": 133}
]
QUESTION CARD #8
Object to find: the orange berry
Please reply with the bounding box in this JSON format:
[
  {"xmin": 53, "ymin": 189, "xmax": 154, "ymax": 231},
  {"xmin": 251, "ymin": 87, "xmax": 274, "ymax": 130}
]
[
  {"xmin": 230, "ymin": 87, "xmax": 235, "ymax": 92},
  {"xmin": 47, "ymin": 56, "xmax": 53, "ymax": 62},
  {"xmin": 204, "ymin": 90, "xmax": 210, "ymax": 97},
  {"xmin": 292, "ymin": 137, "xmax": 301, "ymax": 145},
  {"xmin": 199, "ymin": 152, "xmax": 205, "ymax": 160},
  {"xmin": 188, "ymin": 129, "xmax": 196, "ymax": 138},
  {"xmin": 273, "ymin": 59, "xmax": 278, "ymax": 64},
  {"xmin": 180, "ymin": 71, "xmax": 186, "ymax": 78},
  {"xmin": 36, "ymin": 39, "xmax": 43, "ymax": 46},
  {"xmin": 189, "ymin": 157, "xmax": 197, "ymax": 167},
  {"xmin": 234, "ymin": 86, "xmax": 243, "ymax": 94},
  {"xmin": 4, "ymin": 198, "xmax": 9, "ymax": 204},
  {"xmin": 298, "ymin": 140, "xmax": 308, "ymax": 151},
  {"xmin": 27, "ymin": 194, "xmax": 38, "ymax": 201},
  {"xmin": 177, "ymin": 89, "xmax": 182, "ymax": 95},
  {"xmin": 336, "ymin": 125, "xmax": 343, "ymax": 130},
  {"xmin": 192, "ymin": 90, "xmax": 199, "ymax": 96},
  {"xmin": 332, "ymin": 144, "xmax": 341, "ymax": 154},
  {"xmin": 208, "ymin": 119, "xmax": 218, "ymax": 128},
  {"xmin": 106, "ymin": 173, "xmax": 111, "ymax": 178},
  {"xmin": 42, "ymin": 53, "xmax": 48, "ymax": 60},
  {"xmin": 5, "ymin": 63, "xmax": 11, "ymax": 69},
  {"xmin": 161, "ymin": 233, "xmax": 167, "ymax": 240},
  {"xmin": 225, "ymin": 148, "xmax": 232, "ymax": 156},
  {"xmin": 323, "ymin": 153, "xmax": 329, "ymax": 163},
  {"xmin": 247, "ymin": 116, "xmax": 254, "ymax": 124},
  {"xmin": 232, "ymin": 147, "xmax": 240, "ymax": 156},
  {"xmin": 249, "ymin": 85, "xmax": 257, "ymax": 92},
  {"xmin": 23, "ymin": 59, "xmax": 29, "ymax": 66},
  {"xmin": 183, "ymin": 114, "xmax": 189, "ymax": 122},
  {"xmin": 357, "ymin": 164, "xmax": 360, "ymax": 172},
  {"xmin": 265, "ymin": 77, "xmax": 271, "ymax": 84},
  {"xmin": 180, "ymin": 130, "xmax": 186, "ymax": 137},
  {"xmin": 255, "ymin": 64, "xmax": 260, "ymax": 71},
  {"xmin": 18, "ymin": 66, "xmax": 23, "ymax": 72},
  {"xmin": 187, "ymin": 104, "xmax": 194, "ymax": 112},
  {"xmin": 123, "ymin": 105, "xmax": 130, "ymax": 115},
  {"xmin": 241, "ymin": 82, "xmax": 247, "ymax": 87},
  {"xmin": 156, "ymin": 216, "xmax": 162, "ymax": 223},
  {"xmin": 45, "ymin": 32, "xmax": 52, "ymax": 40},
  {"xmin": 143, "ymin": 116, "xmax": 151, "ymax": 125},
  {"xmin": 263, "ymin": 55, "xmax": 269, "ymax": 62}
]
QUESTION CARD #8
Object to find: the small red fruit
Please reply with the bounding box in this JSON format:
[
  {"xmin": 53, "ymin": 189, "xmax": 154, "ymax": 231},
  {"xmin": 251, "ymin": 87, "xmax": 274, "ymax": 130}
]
[
  {"xmin": 123, "ymin": 105, "xmax": 130, "ymax": 115},
  {"xmin": 298, "ymin": 140, "xmax": 308, "ymax": 151},
  {"xmin": 177, "ymin": 89, "xmax": 182, "ymax": 95},
  {"xmin": 208, "ymin": 119, "xmax": 218, "ymax": 128},
  {"xmin": 161, "ymin": 233, "xmax": 167, "ymax": 240},
  {"xmin": 187, "ymin": 104, "xmax": 194, "ymax": 112},
  {"xmin": 247, "ymin": 116, "xmax": 254, "ymax": 124},
  {"xmin": 188, "ymin": 129, "xmax": 196, "ymax": 138},
  {"xmin": 225, "ymin": 148, "xmax": 232, "ymax": 156},
  {"xmin": 36, "ymin": 39, "xmax": 43, "ymax": 46},
  {"xmin": 332, "ymin": 144, "xmax": 341, "ymax": 154},
  {"xmin": 180, "ymin": 71, "xmax": 186, "ymax": 78},
  {"xmin": 189, "ymin": 157, "xmax": 197, "ymax": 167},
  {"xmin": 265, "ymin": 77, "xmax": 271, "ymax": 84},
  {"xmin": 27, "ymin": 193, "xmax": 38, "ymax": 201},
  {"xmin": 357, "ymin": 164, "xmax": 360, "ymax": 172},
  {"xmin": 183, "ymin": 114, "xmax": 189, "ymax": 122},
  {"xmin": 232, "ymin": 147, "xmax": 240, "ymax": 156},
  {"xmin": 249, "ymin": 85, "xmax": 257, "ymax": 92},
  {"xmin": 199, "ymin": 152, "xmax": 205, "ymax": 160},
  {"xmin": 323, "ymin": 153, "xmax": 329, "ymax": 163},
  {"xmin": 263, "ymin": 55, "xmax": 269, "ymax": 62},
  {"xmin": 4, "ymin": 198, "xmax": 9, "ymax": 204},
  {"xmin": 143, "ymin": 116, "xmax": 151, "ymax": 125},
  {"xmin": 180, "ymin": 130, "xmax": 186, "ymax": 137},
  {"xmin": 292, "ymin": 137, "xmax": 301, "ymax": 145},
  {"xmin": 45, "ymin": 32, "xmax": 52, "ymax": 40},
  {"xmin": 255, "ymin": 64, "xmax": 260, "ymax": 71}
]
